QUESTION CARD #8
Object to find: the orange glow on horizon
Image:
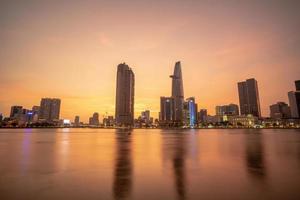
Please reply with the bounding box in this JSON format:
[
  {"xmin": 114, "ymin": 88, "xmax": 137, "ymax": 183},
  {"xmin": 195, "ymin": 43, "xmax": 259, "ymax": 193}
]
[{"xmin": 1, "ymin": 1, "xmax": 300, "ymax": 122}]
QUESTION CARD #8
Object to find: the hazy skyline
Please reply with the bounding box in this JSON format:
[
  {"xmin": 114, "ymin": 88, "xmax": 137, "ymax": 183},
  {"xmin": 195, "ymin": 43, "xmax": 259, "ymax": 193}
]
[{"xmin": 1, "ymin": 0, "xmax": 300, "ymax": 122}]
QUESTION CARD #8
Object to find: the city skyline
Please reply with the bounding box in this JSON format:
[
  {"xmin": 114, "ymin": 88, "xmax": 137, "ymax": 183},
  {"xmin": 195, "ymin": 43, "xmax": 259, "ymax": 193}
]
[
  {"xmin": 1, "ymin": 1, "xmax": 300, "ymax": 199},
  {"xmin": 0, "ymin": 61, "xmax": 299, "ymax": 123},
  {"xmin": 1, "ymin": 0, "xmax": 300, "ymax": 122}
]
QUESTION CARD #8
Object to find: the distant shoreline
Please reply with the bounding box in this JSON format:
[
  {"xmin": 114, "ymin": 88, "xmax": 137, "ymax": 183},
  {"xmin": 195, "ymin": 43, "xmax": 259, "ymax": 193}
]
[{"xmin": 0, "ymin": 127, "xmax": 299, "ymax": 130}]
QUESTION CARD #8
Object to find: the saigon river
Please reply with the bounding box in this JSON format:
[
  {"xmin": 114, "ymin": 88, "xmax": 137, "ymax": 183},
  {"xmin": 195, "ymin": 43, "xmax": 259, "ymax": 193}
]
[{"xmin": 0, "ymin": 128, "xmax": 300, "ymax": 200}]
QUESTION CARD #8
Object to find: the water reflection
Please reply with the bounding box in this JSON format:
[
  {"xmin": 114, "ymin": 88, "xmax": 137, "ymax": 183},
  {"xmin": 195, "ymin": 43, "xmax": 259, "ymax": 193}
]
[
  {"xmin": 244, "ymin": 130, "xmax": 266, "ymax": 179},
  {"xmin": 20, "ymin": 130, "xmax": 32, "ymax": 174},
  {"xmin": 162, "ymin": 130, "xmax": 188, "ymax": 200},
  {"xmin": 113, "ymin": 129, "xmax": 133, "ymax": 200},
  {"xmin": 2, "ymin": 129, "xmax": 300, "ymax": 200}
]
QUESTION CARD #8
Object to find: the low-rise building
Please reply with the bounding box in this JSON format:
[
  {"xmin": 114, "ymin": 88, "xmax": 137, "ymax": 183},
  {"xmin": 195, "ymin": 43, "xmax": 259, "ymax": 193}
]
[{"xmin": 229, "ymin": 114, "xmax": 258, "ymax": 127}]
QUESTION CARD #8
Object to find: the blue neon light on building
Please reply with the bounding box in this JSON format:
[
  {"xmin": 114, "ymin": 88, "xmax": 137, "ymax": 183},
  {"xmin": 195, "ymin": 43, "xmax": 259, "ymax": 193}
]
[{"xmin": 188, "ymin": 99, "xmax": 196, "ymax": 127}]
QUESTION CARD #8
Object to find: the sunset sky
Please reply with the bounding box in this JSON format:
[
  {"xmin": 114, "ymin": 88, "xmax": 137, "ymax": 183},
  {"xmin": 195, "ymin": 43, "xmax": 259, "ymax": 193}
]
[{"xmin": 1, "ymin": 0, "xmax": 300, "ymax": 122}]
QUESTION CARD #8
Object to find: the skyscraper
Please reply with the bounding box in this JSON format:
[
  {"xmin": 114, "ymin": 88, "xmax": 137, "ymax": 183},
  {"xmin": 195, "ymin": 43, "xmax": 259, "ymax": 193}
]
[
  {"xmin": 10, "ymin": 106, "xmax": 23, "ymax": 118},
  {"xmin": 141, "ymin": 110, "xmax": 150, "ymax": 123},
  {"xmin": 269, "ymin": 102, "xmax": 291, "ymax": 119},
  {"xmin": 74, "ymin": 116, "xmax": 80, "ymax": 126},
  {"xmin": 184, "ymin": 97, "xmax": 197, "ymax": 127},
  {"xmin": 32, "ymin": 106, "xmax": 40, "ymax": 115},
  {"xmin": 288, "ymin": 80, "xmax": 300, "ymax": 118},
  {"xmin": 160, "ymin": 97, "xmax": 175, "ymax": 123},
  {"xmin": 295, "ymin": 80, "xmax": 300, "ymax": 91},
  {"xmin": 288, "ymin": 92, "xmax": 300, "ymax": 118},
  {"xmin": 198, "ymin": 109, "xmax": 208, "ymax": 123},
  {"xmin": 103, "ymin": 116, "xmax": 114, "ymax": 127},
  {"xmin": 238, "ymin": 78, "xmax": 261, "ymax": 118},
  {"xmin": 89, "ymin": 112, "xmax": 99, "ymax": 126},
  {"xmin": 93, "ymin": 112, "xmax": 99, "ymax": 125},
  {"xmin": 115, "ymin": 63, "xmax": 135, "ymax": 126},
  {"xmin": 170, "ymin": 61, "xmax": 184, "ymax": 123},
  {"xmin": 39, "ymin": 98, "xmax": 61, "ymax": 122},
  {"xmin": 31, "ymin": 106, "xmax": 40, "ymax": 122}
]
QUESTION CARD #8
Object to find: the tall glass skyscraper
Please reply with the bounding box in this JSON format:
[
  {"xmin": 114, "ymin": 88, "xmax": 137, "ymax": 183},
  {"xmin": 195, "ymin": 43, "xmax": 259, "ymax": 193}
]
[
  {"xmin": 238, "ymin": 78, "xmax": 261, "ymax": 118},
  {"xmin": 160, "ymin": 97, "xmax": 175, "ymax": 123},
  {"xmin": 184, "ymin": 97, "xmax": 197, "ymax": 127},
  {"xmin": 115, "ymin": 63, "xmax": 135, "ymax": 126},
  {"xmin": 170, "ymin": 61, "xmax": 184, "ymax": 123}
]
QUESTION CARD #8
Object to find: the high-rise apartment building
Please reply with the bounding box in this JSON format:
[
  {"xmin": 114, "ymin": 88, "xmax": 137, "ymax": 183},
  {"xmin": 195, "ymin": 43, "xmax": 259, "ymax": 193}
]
[
  {"xmin": 74, "ymin": 116, "xmax": 80, "ymax": 126},
  {"xmin": 141, "ymin": 110, "xmax": 150, "ymax": 123},
  {"xmin": 32, "ymin": 106, "xmax": 40, "ymax": 114},
  {"xmin": 288, "ymin": 92, "xmax": 300, "ymax": 118},
  {"xmin": 198, "ymin": 109, "xmax": 208, "ymax": 123},
  {"xmin": 295, "ymin": 80, "xmax": 300, "ymax": 91},
  {"xmin": 30, "ymin": 106, "xmax": 40, "ymax": 123},
  {"xmin": 288, "ymin": 80, "xmax": 300, "ymax": 118},
  {"xmin": 89, "ymin": 112, "xmax": 99, "ymax": 126},
  {"xmin": 269, "ymin": 102, "xmax": 291, "ymax": 119},
  {"xmin": 115, "ymin": 63, "xmax": 135, "ymax": 126},
  {"xmin": 103, "ymin": 116, "xmax": 114, "ymax": 127},
  {"xmin": 39, "ymin": 98, "xmax": 61, "ymax": 122},
  {"xmin": 10, "ymin": 106, "xmax": 23, "ymax": 118},
  {"xmin": 238, "ymin": 78, "xmax": 261, "ymax": 117}
]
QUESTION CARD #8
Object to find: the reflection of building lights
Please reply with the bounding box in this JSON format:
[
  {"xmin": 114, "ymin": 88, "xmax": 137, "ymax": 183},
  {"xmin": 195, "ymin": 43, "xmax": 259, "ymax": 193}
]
[{"xmin": 62, "ymin": 128, "xmax": 70, "ymax": 133}]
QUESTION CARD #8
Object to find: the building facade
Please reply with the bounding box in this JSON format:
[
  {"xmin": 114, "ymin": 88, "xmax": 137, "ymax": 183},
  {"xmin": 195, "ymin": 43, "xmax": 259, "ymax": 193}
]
[
  {"xmin": 160, "ymin": 97, "xmax": 175, "ymax": 124},
  {"xmin": 103, "ymin": 116, "xmax": 114, "ymax": 127},
  {"xmin": 229, "ymin": 114, "xmax": 258, "ymax": 127},
  {"xmin": 141, "ymin": 110, "xmax": 150, "ymax": 124},
  {"xmin": 39, "ymin": 98, "xmax": 61, "ymax": 122},
  {"xmin": 288, "ymin": 91, "xmax": 299, "ymax": 118},
  {"xmin": 238, "ymin": 78, "xmax": 261, "ymax": 118},
  {"xmin": 74, "ymin": 116, "xmax": 80, "ymax": 126},
  {"xmin": 198, "ymin": 109, "xmax": 208, "ymax": 123},
  {"xmin": 295, "ymin": 80, "xmax": 300, "ymax": 91},
  {"xmin": 10, "ymin": 106, "xmax": 23, "ymax": 118},
  {"xmin": 288, "ymin": 80, "xmax": 300, "ymax": 118},
  {"xmin": 270, "ymin": 102, "xmax": 291, "ymax": 119},
  {"xmin": 184, "ymin": 97, "xmax": 197, "ymax": 127},
  {"xmin": 170, "ymin": 61, "xmax": 184, "ymax": 124},
  {"xmin": 89, "ymin": 112, "xmax": 99, "ymax": 126},
  {"xmin": 215, "ymin": 104, "xmax": 239, "ymax": 116},
  {"xmin": 115, "ymin": 63, "xmax": 135, "ymax": 126}
]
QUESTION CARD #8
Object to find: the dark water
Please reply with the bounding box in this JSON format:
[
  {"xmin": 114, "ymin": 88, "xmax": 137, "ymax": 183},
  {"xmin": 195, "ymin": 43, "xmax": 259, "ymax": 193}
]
[{"xmin": 0, "ymin": 129, "xmax": 300, "ymax": 200}]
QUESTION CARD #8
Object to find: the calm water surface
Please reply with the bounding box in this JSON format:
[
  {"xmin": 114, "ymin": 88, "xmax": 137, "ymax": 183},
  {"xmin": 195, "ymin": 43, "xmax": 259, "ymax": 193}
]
[{"xmin": 0, "ymin": 128, "xmax": 300, "ymax": 200}]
